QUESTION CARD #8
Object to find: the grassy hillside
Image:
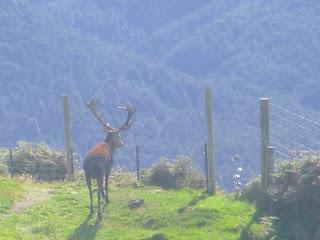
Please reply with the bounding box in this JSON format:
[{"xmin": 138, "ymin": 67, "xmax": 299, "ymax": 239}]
[
  {"xmin": 0, "ymin": 175, "xmax": 257, "ymax": 240},
  {"xmin": 3, "ymin": 143, "xmax": 320, "ymax": 239}
]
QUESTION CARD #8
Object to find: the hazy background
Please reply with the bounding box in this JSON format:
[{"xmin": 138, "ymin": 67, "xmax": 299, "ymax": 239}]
[{"xmin": 1, "ymin": 0, "xmax": 320, "ymax": 188}]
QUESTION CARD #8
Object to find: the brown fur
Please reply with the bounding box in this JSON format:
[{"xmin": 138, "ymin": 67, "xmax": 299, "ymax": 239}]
[{"xmin": 83, "ymin": 101, "xmax": 135, "ymax": 221}]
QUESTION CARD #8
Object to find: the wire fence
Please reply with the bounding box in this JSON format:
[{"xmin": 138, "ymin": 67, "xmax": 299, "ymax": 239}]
[
  {"xmin": 5, "ymin": 98, "xmax": 320, "ymax": 190},
  {"xmin": 270, "ymin": 102, "xmax": 320, "ymax": 161}
]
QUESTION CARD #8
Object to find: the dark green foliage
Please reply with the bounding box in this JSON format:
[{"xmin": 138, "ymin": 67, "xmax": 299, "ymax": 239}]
[
  {"xmin": 243, "ymin": 155, "xmax": 320, "ymax": 240},
  {"xmin": 6, "ymin": 141, "xmax": 66, "ymax": 181},
  {"xmin": 0, "ymin": 163, "xmax": 9, "ymax": 176},
  {"xmin": 266, "ymin": 157, "xmax": 320, "ymax": 239},
  {"xmin": 241, "ymin": 177, "xmax": 261, "ymax": 203},
  {"xmin": 247, "ymin": 216, "xmax": 278, "ymax": 240},
  {"xmin": 0, "ymin": 148, "xmax": 9, "ymax": 176},
  {"xmin": 143, "ymin": 155, "xmax": 205, "ymax": 189}
]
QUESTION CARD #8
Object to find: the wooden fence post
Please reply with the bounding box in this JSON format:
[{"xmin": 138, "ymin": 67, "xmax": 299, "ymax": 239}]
[
  {"xmin": 70, "ymin": 147, "xmax": 74, "ymax": 176},
  {"xmin": 9, "ymin": 148, "xmax": 13, "ymax": 177},
  {"xmin": 204, "ymin": 142, "xmax": 209, "ymax": 193},
  {"xmin": 135, "ymin": 145, "xmax": 140, "ymax": 181},
  {"xmin": 260, "ymin": 98, "xmax": 270, "ymax": 189},
  {"xmin": 267, "ymin": 146, "xmax": 275, "ymax": 186},
  {"xmin": 62, "ymin": 95, "xmax": 73, "ymax": 181},
  {"xmin": 205, "ymin": 88, "xmax": 216, "ymax": 195}
]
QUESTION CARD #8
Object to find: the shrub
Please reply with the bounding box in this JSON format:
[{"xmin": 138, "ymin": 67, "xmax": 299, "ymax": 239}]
[
  {"xmin": 247, "ymin": 153, "xmax": 320, "ymax": 240},
  {"xmin": 109, "ymin": 167, "xmax": 137, "ymax": 187},
  {"xmin": 5, "ymin": 141, "xmax": 66, "ymax": 181},
  {"xmin": 249, "ymin": 216, "xmax": 278, "ymax": 240},
  {"xmin": 0, "ymin": 162, "xmax": 8, "ymax": 176},
  {"xmin": 241, "ymin": 176, "xmax": 261, "ymax": 202},
  {"xmin": 143, "ymin": 155, "xmax": 205, "ymax": 189}
]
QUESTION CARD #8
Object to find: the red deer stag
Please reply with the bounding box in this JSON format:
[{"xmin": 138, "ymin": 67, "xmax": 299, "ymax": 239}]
[{"xmin": 83, "ymin": 99, "xmax": 135, "ymax": 220}]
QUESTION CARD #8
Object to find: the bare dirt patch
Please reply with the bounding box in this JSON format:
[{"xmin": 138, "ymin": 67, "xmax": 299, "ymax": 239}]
[
  {"xmin": 11, "ymin": 187, "xmax": 53, "ymax": 213},
  {"xmin": 0, "ymin": 186, "xmax": 54, "ymax": 224}
]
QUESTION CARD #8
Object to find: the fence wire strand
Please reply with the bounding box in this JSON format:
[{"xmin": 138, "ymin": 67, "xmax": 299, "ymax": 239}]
[
  {"xmin": 271, "ymin": 102, "xmax": 320, "ymax": 160},
  {"xmin": 271, "ymin": 103, "xmax": 320, "ymax": 128},
  {"xmin": 274, "ymin": 149, "xmax": 291, "ymax": 159},
  {"xmin": 271, "ymin": 119, "xmax": 320, "ymax": 147}
]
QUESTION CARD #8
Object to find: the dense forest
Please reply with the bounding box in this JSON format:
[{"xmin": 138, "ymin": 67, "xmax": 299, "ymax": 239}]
[{"xmin": 1, "ymin": 0, "xmax": 320, "ymax": 188}]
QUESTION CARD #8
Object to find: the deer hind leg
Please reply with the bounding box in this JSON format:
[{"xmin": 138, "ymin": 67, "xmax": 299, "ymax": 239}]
[
  {"xmin": 104, "ymin": 174, "xmax": 110, "ymax": 205},
  {"xmin": 97, "ymin": 175, "xmax": 104, "ymax": 221},
  {"xmin": 86, "ymin": 176, "xmax": 94, "ymax": 215},
  {"xmin": 104, "ymin": 166, "xmax": 111, "ymax": 205}
]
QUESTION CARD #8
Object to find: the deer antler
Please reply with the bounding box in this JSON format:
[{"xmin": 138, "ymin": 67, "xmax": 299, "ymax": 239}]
[
  {"xmin": 117, "ymin": 105, "xmax": 136, "ymax": 132},
  {"xmin": 87, "ymin": 99, "xmax": 117, "ymax": 132}
]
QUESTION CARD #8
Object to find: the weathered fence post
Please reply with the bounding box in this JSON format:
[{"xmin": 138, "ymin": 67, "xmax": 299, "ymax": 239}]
[
  {"xmin": 9, "ymin": 148, "xmax": 13, "ymax": 177},
  {"xmin": 205, "ymin": 88, "xmax": 216, "ymax": 195},
  {"xmin": 70, "ymin": 147, "xmax": 74, "ymax": 176},
  {"xmin": 260, "ymin": 98, "xmax": 270, "ymax": 189},
  {"xmin": 62, "ymin": 95, "xmax": 73, "ymax": 181},
  {"xmin": 9, "ymin": 148, "xmax": 13, "ymax": 162},
  {"xmin": 135, "ymin": 145, "xmax": 140, "ymax": 181},
  {"xmin": 267, "ymin": 146, "xmax": 275, "ymax": 186},
  {"xmin": 204, "ymin": 142, "xmax": 209, "ymax": 193}
]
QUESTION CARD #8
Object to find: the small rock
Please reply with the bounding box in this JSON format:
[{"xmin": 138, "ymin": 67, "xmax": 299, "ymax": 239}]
[
  {"xmin": 128, "ymin": 199, "xmax": 144, "ymax": 209},
  {"xmin": 144, "ymin": 218, "xmax": 157, "ymax": 229},
  {"xmin": 145, "ymin": 233, "xmax": 167, "ymax": 240}
]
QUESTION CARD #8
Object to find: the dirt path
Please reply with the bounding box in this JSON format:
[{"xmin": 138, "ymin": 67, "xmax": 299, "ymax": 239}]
[
  {"xmin": 11, "ymin": 187, "xmax": 53, "ymax": 213},
  {"xmin": 1, "ymin": 186, "xmax": 54, "ymax": 222}
]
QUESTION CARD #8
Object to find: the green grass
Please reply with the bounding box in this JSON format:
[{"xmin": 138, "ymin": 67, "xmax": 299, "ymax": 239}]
[
  {"xmin": 0, "ymin": 176, "xmax": 25, "ymax": 214},
  {"xmin": 0, "ymin": 176, "xmax": 257, "ymax": 240}
]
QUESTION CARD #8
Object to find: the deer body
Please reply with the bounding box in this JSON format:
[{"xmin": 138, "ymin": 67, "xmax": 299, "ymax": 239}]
[
  {"xmin": 87, "ymin": 143, "xmax": 111, "ymax": 159},
  {"xmin": 83, "ymin": 99, "xmax": 135, "ymax": 221}
]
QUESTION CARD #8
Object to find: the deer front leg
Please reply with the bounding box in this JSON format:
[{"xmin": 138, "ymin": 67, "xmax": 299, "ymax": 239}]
[
  {"xmin": 104, "ymin": 174, "xmax": 109, "ymax": 205},
  {"xmin": 86, "ymin": 176, "xmax": 94, "ymax": 215},
  {"xmin": 104, "ymin": 164, "xmax": 111, "ymax": 205},
  {"xmin": 97, "ymin": 176, "xmax": 104, "ymax": 221}
]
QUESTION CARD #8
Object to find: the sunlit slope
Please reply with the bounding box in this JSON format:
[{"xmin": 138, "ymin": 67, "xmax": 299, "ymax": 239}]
[{"xmin": 0, "ymin": 177, "xmax": 255, "ymax": 240}]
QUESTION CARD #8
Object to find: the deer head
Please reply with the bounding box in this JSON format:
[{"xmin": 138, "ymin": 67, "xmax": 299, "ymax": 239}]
[{"xmin": 87, "ymin": 99, "xmax": 135, "ymax": 149}]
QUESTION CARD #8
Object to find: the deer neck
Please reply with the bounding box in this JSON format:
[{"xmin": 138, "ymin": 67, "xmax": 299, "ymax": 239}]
[{"xmin": 104, "ymin": 136, "xmax": 117, "ymax": 154}]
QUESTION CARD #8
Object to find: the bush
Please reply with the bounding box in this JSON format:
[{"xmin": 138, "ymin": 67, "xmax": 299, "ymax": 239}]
[
  {"xmin": 143, "ymin": 155, "xmax": 205, "ymax": 189},
  {"xmin": 109, "ymin": 167, "xmax": 137, "ymax": 187},
  {"xmin": 241, "ymin": 176, "xmax": 261, "ymax": 202},
  {"xmin": 0, "ymin": 162, "xmax": 8, "ymax": 176},
  {"xmin": 246, "ymin": 154, "xmax": 320, "ymax": 240},
  {"xmin": 248, "ymin": 216, "xmax": 278, "ymax": 240},
  {"xmin": 5, "ymin": 141, "xmax": 66, "ymax": 181}
]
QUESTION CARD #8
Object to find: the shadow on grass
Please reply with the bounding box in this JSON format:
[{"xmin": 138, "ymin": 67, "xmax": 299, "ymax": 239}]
[
  {"xmin": 67, "ymin": 214, "xmax": 102, "ymax": 240},
  {"xmin": 239, "ymin": 209, "xmax": 263, "ymax": 240},
  {"xmin": 177, "ymin": 192, "xmax": 208, "ymax": 213}
]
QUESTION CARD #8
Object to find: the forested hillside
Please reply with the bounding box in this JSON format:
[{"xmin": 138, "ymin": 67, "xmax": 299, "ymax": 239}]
[
  {"xmin": 34, "ymin": 0, "xmax": 212, "ymax": 48},
  {"xmin": 1, "ymin": 0, "xmax": 320, "ymax": 188},
  {"xmin": 0, "ymin": 0, "xmax": 204, "ymax": 169}
]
